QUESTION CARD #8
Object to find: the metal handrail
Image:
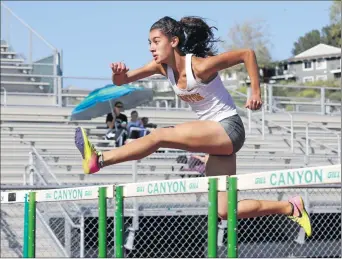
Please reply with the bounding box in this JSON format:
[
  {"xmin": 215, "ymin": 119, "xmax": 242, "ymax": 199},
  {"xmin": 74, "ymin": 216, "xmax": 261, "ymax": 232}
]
[
  {"xmin": 1, "ymin": 2, "xmax": 57, "ymax": 52},
  {"xmin": 305, "ymin": 122, "xmax": 341, "ymax": 163},
  {"xmin": 35, "ymin": 210, "xmax": 69, "ymax": 257},
  {"xmin": 270, "ymin": 84, "xmax": 340, "ymax": 91},
  {"xmin": 267, "ymin": 104, "xmax": 294, "ymax": 152},
  {"xmin": 29, "ymin": 147, "xmax": 84, "ymax": 256},
  {"xmin": 1, "ymin": 86, "xmax": 7, "ymax": 106}
]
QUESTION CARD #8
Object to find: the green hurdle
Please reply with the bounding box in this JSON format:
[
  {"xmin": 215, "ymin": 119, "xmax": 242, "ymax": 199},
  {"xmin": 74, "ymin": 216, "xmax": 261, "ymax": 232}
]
[
  {"xmin": 28, "ymin": 192, "xmax": 36, "ymax": 258},
  {"xmin": 2, "ymin": 164, "xmax": 340, "ymax": 258},
  {"xmin": 23, "ymin": 194, "xmax": 29, "ymax": 258}
]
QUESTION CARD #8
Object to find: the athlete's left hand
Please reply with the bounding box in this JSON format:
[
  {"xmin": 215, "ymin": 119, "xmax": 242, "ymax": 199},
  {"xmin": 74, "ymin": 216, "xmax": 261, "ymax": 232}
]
[{"xmin": 245, "ymin": 94, "xmax": 262, "ymax": 110}]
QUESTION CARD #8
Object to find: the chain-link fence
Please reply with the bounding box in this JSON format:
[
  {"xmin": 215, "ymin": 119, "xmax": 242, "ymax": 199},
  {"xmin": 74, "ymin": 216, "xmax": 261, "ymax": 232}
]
[
  {"xmin": 220, "ymin": 188, "xmax": 341, "ymax": 258},
  {"xmin": 34, "ymin": 198, "xmax": 116, "ymax": 258},
  {"xmin": 123, "ymin": 193, "xmax": 208, "ymax": 258},
  {"xmin": 0, "ymin": 203, "xmax": 25, "ymax": 258}
]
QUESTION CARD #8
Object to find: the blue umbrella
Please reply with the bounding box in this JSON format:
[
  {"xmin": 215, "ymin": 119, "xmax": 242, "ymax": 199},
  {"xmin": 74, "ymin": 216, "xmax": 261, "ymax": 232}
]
[{"xmin": 71, "ymin": 84, "xmax": 153, "ymax": 120}]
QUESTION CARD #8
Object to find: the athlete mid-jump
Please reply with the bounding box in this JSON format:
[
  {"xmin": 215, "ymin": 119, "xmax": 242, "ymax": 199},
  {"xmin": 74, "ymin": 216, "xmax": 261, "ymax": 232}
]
[{"xmin": 74, "ymin": 16, "xmax": 312, "ymax": 237}]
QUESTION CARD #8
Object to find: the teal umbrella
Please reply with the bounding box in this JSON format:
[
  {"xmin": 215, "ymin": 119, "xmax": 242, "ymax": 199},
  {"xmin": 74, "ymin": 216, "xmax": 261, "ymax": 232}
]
[{"xmin": 71, "ymin": 84, "xmax": 153, "ymax": 120}]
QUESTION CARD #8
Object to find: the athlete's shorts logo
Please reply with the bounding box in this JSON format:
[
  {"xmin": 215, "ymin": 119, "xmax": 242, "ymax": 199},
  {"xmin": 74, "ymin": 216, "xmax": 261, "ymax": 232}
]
[{"xmin": 178, "ymin": 93, "xmax": 204, "ymax": 103}]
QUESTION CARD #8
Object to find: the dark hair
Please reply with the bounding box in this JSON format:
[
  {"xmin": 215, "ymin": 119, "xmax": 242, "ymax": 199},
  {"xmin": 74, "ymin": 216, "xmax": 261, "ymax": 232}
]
[
  {"xmin": 150, "ymin": 16, "xmax": 220, "ymax": 58},
  {"xmin": 115, "ymin": 101, "xmax": 123, "ymax": 107},
  {"xmin": 131, "ymin": 110, "xmax": 138, "ymax": 115}
]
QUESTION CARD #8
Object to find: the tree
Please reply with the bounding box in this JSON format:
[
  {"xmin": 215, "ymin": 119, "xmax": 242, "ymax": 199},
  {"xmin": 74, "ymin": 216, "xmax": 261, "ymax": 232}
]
[
  {"xmin": 291, "ymin": 30, "xmax": 322, "ymax": 56},
  {"xmin": 321, "ymin": 24, "xmax": 341, "ymax": 47},
  {"xmin": 328, "ymin": 0, "xmax": 341, "ymax": 46},
  {"xmin": 291, "ymin": 1, "xmax": 341, "ymax": 55},
  {"xmin": 223, "ymin": 19, "xmax": 273, "ymax": 82},
  {"xmin": 329, "ymin": 0, "xmax": 341, "ymax": 24}
]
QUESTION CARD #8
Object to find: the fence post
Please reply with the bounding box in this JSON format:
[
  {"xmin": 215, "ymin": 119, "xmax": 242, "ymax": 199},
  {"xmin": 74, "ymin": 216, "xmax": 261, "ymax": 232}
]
[
  {"xmin": 28, "ymin": 31, "xmax": 32, "ymax": 64},
  {"xmin": 208, "ymin": 178, "xmax": 218, "ymax": 258},
  {"xmin": 53, "ymin": 50, "xmax": 58, "ymax": 106},
  {"xmin": 305, "ymin": 123, "xmax": 310, "ymax": 164},
  {"xmin": 320, "ymin": 87, "xmax": 325, "ymax": 115},
  {"xmin": 28, "ymin": 192, "xmax": 36, "ymax": 258},
  {"xmin": 227, "ymin": 177, "xmax": 238, "ymax": 258},
  {"xmin": 23, "ymin": 194, "xmax": 29, "ymax": 258},
  {"xmin": 58, "ymin": 76, "xmax": 63, "ymax": 107},
  {"xmin": 80, "ymin": 214, "xmax": 85, "ymax": 258},
  {"xmin": 115, "ymin": 186, "xmax": 124, "ymax": 258},
  {"xmin": 247, "ymin": 87, "xmax": 252, "ymax": 134},
  {"xmin": 98, "ymin": 187, "xmax": 107, "ymax": 258},
  {"xmin": 268, "ymin": 84, "xmax": 273, "ymax": 113}
]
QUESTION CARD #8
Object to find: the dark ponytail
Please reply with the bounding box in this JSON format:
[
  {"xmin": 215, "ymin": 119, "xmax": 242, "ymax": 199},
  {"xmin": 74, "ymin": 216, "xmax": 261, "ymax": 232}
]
[
  {"xmin": 150, "ymin": 16, "xmax": 220, "ymax": 57},
  {"xmin": 179, "ymin": 16, "xmax": 219, "ymax": 57}
]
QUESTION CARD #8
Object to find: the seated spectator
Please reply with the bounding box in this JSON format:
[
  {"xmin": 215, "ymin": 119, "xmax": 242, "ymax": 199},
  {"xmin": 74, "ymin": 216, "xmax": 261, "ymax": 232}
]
[
  {"xmin": 141, "ymin": 117, "xmax": 157, "ymax": 130},
  {"xmin": 106, "ymin": 101, "xmax": 128, "ymax": 128},
  {"xmin": 105, "ymin": 101, "xmax": 128, "ymax": 146},
  {"xmin": 127, "ymin": 110, "xmax": 146, "ymax": 139}
]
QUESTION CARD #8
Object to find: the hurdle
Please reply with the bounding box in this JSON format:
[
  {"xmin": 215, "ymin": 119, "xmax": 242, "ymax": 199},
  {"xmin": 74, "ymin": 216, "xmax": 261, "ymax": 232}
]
[{"xmin": 1, "ymin": 164, "xmax": 341, "ymax": 258}]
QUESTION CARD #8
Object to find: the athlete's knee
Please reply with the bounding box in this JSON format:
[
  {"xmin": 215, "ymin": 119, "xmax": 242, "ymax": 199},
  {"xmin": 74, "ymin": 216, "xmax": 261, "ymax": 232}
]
[
  {"xmin": 218, "ymin": 209, "xmax": 227, "ymax": 220},
  {"xmin": 149, "ymin": 127, "xmax": 172, "ymax": 145}
]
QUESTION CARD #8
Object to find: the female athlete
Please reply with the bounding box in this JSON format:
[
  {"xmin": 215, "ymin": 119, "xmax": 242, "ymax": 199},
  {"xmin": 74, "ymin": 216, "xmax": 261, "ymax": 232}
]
[{"xmin": 75, "ymin": 16, "xmax": 312, "ymax": 237}]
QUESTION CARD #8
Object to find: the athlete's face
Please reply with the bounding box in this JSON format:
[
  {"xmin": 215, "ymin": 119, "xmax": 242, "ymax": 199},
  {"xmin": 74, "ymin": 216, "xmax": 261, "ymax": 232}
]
[{"xmin": 149, "ymin": 29, "xmax": 179, "ymax": 64}]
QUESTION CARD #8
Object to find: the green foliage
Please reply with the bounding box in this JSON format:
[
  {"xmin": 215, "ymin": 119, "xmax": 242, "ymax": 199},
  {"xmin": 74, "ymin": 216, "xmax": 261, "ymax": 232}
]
[
  {"xmin": 327, "ymin": 90, "xmax": 342, "ymax": 102},
  {"xmin": 236, "ymin": 85, "xmax": 248, "ymax": 95},
  {"xmin": 223, "ymin": 19, "xmax": 272, "ymax": 81},
  {"xmin": 297, "ymin": 89, "xmax": 320, "ymax": 98},
  {"xmin": 291, "ymin": 1, "xmax": 341, "ymax": 55},
  {"xmin": 302, "ymin": 80, "xmax": 341, "ymax": 88},
  {"xmin": 321, "ymin": 24, "xmax": 341, "ymax": 47},
  {"xmin": 276, "ymin": 79, "xmax": 340, "ymax": 88},
  {"xmin": 292, "ymin": 30, "xmax": 322, "ymax": 56},
  {"xmin": 330, "ymin": 0, "xmax": 341, "ymax": 24}
]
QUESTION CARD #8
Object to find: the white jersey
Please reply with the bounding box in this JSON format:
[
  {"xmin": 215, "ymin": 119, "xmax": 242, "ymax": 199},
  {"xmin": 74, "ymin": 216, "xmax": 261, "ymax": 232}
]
[{"xmin": 166, "ymin": 53, "xmax": 237, "ymax": 122}]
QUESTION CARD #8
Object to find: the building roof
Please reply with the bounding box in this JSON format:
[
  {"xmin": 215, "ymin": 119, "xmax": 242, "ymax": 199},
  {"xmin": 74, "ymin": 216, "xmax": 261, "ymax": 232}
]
[{"xmin": 285, "ymin": 43, "xmax": 341, "ymax": 63}]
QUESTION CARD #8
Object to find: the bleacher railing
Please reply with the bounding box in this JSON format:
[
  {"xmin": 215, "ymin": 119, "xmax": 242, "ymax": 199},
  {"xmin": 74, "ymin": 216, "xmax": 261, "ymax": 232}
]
[
  {"xmin": 0, "ymin": 68, "xmax": 340, "ymax": 115},
  {"xmin": 1, "ymin": 164, "xmax": 341, "ymax": 258},
  {"xmin": 1, "ymin": 2, "xmax": 61, "ymax": 98},
  {"xmin": 26, "ymin": 146, "xmax": 86, "ymax": 257},
  {"xmin": 1, "ymin": 2, "xmax": 59, "ymax": 66},
  {"xmin": 267, "ymin": 84, "xmax": 341, "ymax": 115}
]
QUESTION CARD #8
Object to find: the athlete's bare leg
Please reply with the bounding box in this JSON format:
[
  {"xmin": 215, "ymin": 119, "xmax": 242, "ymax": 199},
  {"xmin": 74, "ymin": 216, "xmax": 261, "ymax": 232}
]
[{"xmin": 102, "ymin": 120, "xmax": 234, "ymax": 166}]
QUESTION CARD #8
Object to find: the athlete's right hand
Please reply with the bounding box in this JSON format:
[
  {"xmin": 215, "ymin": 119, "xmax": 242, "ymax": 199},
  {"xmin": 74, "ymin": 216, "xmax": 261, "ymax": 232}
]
[{"xmin": 110, "ymin": 62, "xmax": 129, "ymax": 75}]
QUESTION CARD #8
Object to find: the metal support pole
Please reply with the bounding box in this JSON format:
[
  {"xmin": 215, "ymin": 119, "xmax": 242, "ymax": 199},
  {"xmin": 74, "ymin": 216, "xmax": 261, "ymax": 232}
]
[
  {"xmin": 53, "ymin": 51, "xmax": 58, "ymax": 105},
  {"xmin": 98, "ymin": 187, "xmax": 107, "ymax": 258},
  {"xmin": 23, "ymin": 194, "xmax": 29, "ymax": 258},
  {"xmin": 262, "ymin": 105, "xmax": 265, "ymax": 140},
  {"xmin": 28, "ymin": 31, "xmax": 32, "ymax": 64},
  {"xmin": 268, "ymin": 84, "xmax": 273, "ymax": 113},
  {"xmin": 247, "ymin": 87, "xmax": 252, "ymax": 134},
  {"xmin": 227, "ymin": 177, "xmax": 238, "ymax": 258},
  {"xmin": 208, "ymin": 178, "xmax": 218, "ymax": 258},
  {"xmin": 80, "ymin": 214, "xmax": 85, "ymax": 258},
  {"xmin": 115, "ymin": 186, "xmax": 124, "ymax": 258},
  {"xmin": 290, "ymin": 114, "xmax": 294, "ymax": 153},
  {"xmin": 28, "ymin": 192, "xmax": 36, "ymax": 258},
  {"xmin": 320, "ymin": 87, "xmax": 325, "ymax": 115},
  {"xmin": 337, "ymin": 135, "xmax": 341, "ymax": 164}
]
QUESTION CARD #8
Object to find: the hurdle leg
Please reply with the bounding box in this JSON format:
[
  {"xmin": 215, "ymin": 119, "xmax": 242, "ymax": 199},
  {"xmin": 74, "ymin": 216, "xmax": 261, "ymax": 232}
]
[
  {"xmin": 208, "ymin": 178, "xmax": 218, "ymax": 258},
  {"xmin": 28, "ymin": 192, "xmax": 36, "ymax": 258},
  {"xmin": 227, "ymin": 177, "xmax": 238, "ymax": 258}
]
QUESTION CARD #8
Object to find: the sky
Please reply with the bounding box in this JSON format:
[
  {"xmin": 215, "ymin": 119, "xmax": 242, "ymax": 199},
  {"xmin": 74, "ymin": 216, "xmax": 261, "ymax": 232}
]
[{"xmin": 1, "ymin": 1, "xmax": 333, "ymax": 89}]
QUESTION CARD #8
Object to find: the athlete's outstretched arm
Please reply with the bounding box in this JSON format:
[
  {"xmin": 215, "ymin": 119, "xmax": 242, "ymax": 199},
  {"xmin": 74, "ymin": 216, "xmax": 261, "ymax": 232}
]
[
  {"xmin": 199, "ymin": 49, "xmax": 262, "ymax": 110},
  {"xmin": 111, "ymin": 60, "xmax": 164, "ymax": 86}
]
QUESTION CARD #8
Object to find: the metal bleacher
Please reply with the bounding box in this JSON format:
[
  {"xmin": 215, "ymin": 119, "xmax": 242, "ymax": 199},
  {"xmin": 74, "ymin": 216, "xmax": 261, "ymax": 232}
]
[
  {"xmin": 1, "ymin": 103, "xmax": 340, "ymax": 187},
  {"xmin": 0, "ymin": 31, "xmax": 341, "ymax": 187},
  {"xmin": 1, "ymin": 41, "xmax": 52, "ymax": 94}
]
